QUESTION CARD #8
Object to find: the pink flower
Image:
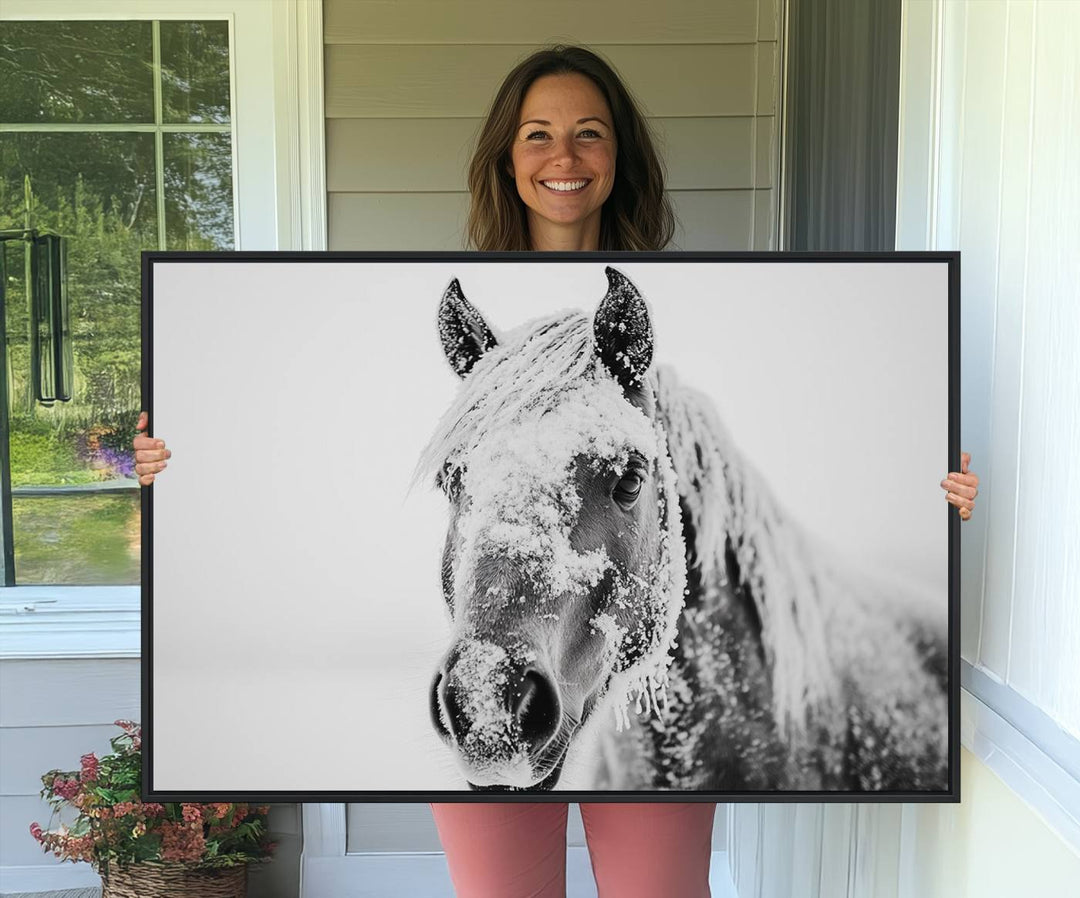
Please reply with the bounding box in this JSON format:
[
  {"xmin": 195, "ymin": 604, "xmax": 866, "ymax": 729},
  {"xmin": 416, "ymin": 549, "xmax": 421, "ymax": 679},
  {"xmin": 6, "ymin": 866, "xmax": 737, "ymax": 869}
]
[
  {"xmin": 52, "ymin": 777, "xmax": 80, "ymax": 801},
  {"xmin": 30, "ymin": 822, "xmax": 43, "ymax": 842},
  {"xmin": 181, "ymin": 804, "xmax": 202, "ymax": 824},
  {"xmin": 113, "ymin": 720, "xmax": 142, "ymax": 749},
  {"xmin": 160, "ymin": 821, "xmax": 206, "ymax": 863},
  {"xmin": 80, "ymin": 753, "xmax": 99, "ymax": 782}
]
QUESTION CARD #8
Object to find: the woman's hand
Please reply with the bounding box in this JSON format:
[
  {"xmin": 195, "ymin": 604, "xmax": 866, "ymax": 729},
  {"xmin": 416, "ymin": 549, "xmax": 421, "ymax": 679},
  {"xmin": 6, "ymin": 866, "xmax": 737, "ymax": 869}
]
[
  {"xmin": 133, "ymin": 411, "xmax": 171, "ymax": 486},
  {"xmin": 942, "ymin": 451, "xmax": 979, "ymax": 521}
]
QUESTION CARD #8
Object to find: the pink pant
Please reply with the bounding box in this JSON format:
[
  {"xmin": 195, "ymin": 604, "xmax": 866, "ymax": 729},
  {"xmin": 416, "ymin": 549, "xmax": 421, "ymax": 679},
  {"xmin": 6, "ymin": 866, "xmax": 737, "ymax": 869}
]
[{"xmin": 430, "ymin": 802, "xmax": 716, "ymax": 898}]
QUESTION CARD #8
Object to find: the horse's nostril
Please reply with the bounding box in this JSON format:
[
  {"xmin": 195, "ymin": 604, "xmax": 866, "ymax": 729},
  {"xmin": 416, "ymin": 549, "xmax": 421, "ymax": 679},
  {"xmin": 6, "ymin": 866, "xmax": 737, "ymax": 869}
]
[
  {"xmin": 433, "ymin": 672, "xmax": 471, "ymax": 745},
  {"xmin": 513, "ymin": 669, "xmax": 560, "ymax": 746},
  {"xmin": 430, "ymin": 671, "xmax": 452, "ymax": 740}
]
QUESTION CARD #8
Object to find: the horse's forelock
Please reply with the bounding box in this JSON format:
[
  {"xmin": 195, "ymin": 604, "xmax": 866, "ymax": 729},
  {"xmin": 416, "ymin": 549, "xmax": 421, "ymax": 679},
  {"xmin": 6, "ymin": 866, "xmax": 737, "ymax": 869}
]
[{"xmin": 415, "ymin": 312, "xmax": 597, "ymax": 486}]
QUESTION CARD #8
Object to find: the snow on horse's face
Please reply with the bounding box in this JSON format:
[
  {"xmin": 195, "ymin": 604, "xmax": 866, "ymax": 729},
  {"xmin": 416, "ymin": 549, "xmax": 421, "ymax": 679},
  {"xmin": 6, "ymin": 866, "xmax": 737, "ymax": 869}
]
[{"xmin": 426, "ymin": 269, "xmax": 683, "ymax": 790}]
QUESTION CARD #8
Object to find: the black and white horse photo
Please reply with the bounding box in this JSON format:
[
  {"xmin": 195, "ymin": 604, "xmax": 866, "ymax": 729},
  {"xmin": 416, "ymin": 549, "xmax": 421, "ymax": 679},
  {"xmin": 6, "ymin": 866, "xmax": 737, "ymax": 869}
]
[{"xmin": 422, "ymin": 267, "xmax": 948, "ymax": 794}]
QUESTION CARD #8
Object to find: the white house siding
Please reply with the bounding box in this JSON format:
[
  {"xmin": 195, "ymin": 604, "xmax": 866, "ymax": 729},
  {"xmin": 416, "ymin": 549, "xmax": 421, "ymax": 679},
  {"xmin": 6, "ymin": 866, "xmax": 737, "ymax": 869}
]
[
  {"xmin": 0, "ymin": 658, "xmax": 298, "ymax": 898},
  {"xmin": 0, "ymin": 659, "xmax": 141, "ymax": 894},
  {"xmin": 0, "ymin": 661, "xmax": 140, "ymax": 871},
  {"xmin": 324, "ymin": 0, "xmax": 781, "ymax": 251}
]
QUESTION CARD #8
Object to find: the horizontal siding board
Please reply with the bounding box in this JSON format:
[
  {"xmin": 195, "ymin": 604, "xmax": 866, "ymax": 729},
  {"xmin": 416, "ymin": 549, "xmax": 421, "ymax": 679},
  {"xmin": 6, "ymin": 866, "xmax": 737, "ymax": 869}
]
[
  {"xmin": 328, "ymin": 192, "xmax": 469, "ymax": 250},
  {"xmin": 326, "ymin": 117, "xmax": 758, "ymax": 193},
  {"xmin": 758, "ymin": 0, "xmax": 780, "ymax": 42},
  {"xmin": 0, "ymin": 660, "xmax": 139, "ymax": 727},
  {"xmin": 346, "ymin": 803, "xmax": 442, "ymax": 852},
  {"xmin": 324, "ymin": 0, "xmax": 759, "ymax": 45},
  {"xmin": 326, "ymin": 118, "xmax": 478, "ymax": 193},
  {"xmin": 266, "ymin": 802, "xmax": 301, "ymax": 837},
  {"xmin": 654, "ymin": 117, "xmax": 755, "ymax": 189},
  {"xmin": 325, "ymin": 44, "xmax": 758, "ymax": 118},
  {"xmin": 669, "ymin": 188, "xmax": 755, "ymax": 250},
  {"xmin": 328, "ymin": 188, "xmax": 757, "ymax": 251},
  {"xmin": 1, "ymin": 794, "xmax": 79, "ymax": 866},
  {"xmin": 0, "ymin": 724, "xmax": 121, "ymax": 797}
]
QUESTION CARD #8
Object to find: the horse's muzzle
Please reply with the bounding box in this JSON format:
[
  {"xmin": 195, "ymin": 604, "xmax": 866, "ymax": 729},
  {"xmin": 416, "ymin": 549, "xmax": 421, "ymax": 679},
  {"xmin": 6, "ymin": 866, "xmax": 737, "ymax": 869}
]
[{"xmin": 430, "ymin": 642, "xmax": 563, "ymax": 786}]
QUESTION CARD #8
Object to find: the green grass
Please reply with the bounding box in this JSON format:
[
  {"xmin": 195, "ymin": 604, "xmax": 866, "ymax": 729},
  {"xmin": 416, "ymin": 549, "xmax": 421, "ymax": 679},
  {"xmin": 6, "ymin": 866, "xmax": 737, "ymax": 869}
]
[{"xmin": 13, "ymin": 493, "xmax": 140, "ymax": 584}]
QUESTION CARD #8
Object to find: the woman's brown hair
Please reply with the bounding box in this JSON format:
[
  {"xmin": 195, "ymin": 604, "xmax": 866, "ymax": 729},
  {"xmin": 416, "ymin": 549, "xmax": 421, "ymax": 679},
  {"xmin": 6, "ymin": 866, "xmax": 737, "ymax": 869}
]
[{"xmin": 466, "ymin": 45, "xmax": 676, "ymax": 252}]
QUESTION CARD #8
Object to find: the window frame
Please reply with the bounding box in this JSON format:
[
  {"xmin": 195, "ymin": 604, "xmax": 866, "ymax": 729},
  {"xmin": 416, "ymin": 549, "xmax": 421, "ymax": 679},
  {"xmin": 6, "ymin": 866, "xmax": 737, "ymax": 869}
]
[{"xmin": 0, "ymin": 0, "xmax": 326, "ymax": 658}]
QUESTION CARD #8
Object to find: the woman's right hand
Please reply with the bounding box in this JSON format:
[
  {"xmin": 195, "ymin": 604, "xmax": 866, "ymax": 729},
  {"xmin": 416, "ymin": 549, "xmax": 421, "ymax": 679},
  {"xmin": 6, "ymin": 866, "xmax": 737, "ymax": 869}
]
[{"xmin": 133, "ymin": 410, "xmax": 171, "ymax": 486}]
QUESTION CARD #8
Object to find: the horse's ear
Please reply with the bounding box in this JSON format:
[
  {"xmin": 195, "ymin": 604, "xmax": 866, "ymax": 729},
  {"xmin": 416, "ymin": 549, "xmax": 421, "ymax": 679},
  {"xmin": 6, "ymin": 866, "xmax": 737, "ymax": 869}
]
[
  {"xmin": 593, "ymin": 267, "xmax": 653, "ymax": 391},
  {"xmin": 438, "ymin": 278, "xmax": 498, "ymax": 378}
]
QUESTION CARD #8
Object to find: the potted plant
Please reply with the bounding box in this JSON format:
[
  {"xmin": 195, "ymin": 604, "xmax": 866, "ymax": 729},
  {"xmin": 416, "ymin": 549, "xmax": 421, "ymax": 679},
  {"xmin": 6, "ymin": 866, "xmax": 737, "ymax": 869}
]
[{"xmin": 30, "ymin": 720, "xmax": 276, "ymax": 897}]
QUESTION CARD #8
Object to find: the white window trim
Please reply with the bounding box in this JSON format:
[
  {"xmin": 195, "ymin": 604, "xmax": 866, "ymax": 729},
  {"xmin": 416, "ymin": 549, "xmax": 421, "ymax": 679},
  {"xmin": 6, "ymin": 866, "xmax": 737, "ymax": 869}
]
[
  {"xmin": 961, "ymin": 665, "xmax": 1080, "ymax": 854},
  {"xmin": 0, "ymin": 0, "xmax": 326, "ymax": 659},
  {"xmin": 0, "ymin": 585, "xmax": 140, "ymax": 658}
]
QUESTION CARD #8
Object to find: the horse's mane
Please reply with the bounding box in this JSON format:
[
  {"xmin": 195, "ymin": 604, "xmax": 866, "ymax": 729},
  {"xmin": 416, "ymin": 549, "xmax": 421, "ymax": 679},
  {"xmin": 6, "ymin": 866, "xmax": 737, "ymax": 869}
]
[
  {"xmin": 415, "ymin": 311, "xmax": 596, "ymax": 484},
  {"xmin": 654, "ymin": 367, "xmax": 846, "ymax": 740}
]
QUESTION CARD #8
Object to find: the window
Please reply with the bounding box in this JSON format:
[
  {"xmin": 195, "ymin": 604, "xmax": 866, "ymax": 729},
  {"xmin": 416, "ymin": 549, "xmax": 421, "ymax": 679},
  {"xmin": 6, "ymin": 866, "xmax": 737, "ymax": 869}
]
[
  {"xmin": 0, "ymin": 19, "xmax": 234, "ymax": 586},
  {"xmin": 0, "ymin": 0, "xmax": 321, "ymax": 656}
]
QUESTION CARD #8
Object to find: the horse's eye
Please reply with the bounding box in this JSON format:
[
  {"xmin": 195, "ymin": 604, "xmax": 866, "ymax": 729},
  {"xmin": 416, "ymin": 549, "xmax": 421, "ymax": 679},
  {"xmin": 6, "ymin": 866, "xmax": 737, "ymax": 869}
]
[{"xmin": 613, "ymin": 470, "xmax": 643, "ymax": 510}]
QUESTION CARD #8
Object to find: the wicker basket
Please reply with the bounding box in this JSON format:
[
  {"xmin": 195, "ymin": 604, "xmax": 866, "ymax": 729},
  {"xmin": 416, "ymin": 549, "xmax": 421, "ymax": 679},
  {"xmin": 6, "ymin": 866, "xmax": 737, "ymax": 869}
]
[{"xmin": 100, "ymin": 862, "xmax": 247, "ymax": 898}]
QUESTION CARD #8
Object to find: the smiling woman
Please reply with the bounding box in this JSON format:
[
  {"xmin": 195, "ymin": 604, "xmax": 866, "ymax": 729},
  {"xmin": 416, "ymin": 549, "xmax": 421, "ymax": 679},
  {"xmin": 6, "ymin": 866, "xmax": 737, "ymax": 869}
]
[
  {"xmin": 508, "ymin": 73, "xmax": 618, "ymax": 250},
  {"xmin": 465, "ymin": 45, "xmax": 675, "ymax": 253}
]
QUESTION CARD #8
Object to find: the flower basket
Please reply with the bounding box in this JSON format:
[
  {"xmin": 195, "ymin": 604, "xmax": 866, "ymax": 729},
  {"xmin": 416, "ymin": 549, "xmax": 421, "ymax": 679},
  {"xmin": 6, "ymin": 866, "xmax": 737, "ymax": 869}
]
[
  {"xmin": 101, "ymin": 861, "xmax": 247, "ymax": 898},
  {"xmin": 30, "ymin": 721, "xmax": 275, "ymax": 891}
]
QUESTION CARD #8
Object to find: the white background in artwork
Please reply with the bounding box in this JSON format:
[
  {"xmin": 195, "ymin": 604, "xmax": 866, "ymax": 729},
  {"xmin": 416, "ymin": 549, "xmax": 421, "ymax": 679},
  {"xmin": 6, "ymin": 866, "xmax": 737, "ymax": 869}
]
[{"xmin": 150, "ymin": 259, "xmax": 948, "ymax": 792}]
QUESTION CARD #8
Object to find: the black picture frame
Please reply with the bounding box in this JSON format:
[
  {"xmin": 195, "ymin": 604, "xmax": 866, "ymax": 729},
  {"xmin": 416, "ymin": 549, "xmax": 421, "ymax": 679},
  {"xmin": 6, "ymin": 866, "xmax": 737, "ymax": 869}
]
[{"xmin": 142, "ymin": 250, "xmax": 960, "ymax": 804}]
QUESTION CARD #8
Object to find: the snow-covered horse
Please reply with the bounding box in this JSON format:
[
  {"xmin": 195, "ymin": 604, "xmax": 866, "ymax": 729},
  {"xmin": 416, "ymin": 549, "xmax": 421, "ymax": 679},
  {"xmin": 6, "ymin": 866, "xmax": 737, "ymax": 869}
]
[{"xmin": 421, "ymin": 267, "xmax": 948, "ymax": 792}]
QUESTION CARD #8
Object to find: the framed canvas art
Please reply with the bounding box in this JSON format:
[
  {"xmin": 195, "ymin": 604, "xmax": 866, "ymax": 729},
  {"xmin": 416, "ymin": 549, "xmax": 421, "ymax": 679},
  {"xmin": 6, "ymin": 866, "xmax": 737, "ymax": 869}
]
[{"xmin": 142, "ymin": 251, "xmax": 959, "ymax": 802}]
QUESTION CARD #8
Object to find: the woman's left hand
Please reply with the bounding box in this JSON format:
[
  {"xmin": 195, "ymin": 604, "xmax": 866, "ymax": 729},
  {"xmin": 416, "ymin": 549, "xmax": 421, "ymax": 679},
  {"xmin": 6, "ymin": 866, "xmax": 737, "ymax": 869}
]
[{"xmin": 942, "ymin": 451, "xmax": 979, "ymax": 521}]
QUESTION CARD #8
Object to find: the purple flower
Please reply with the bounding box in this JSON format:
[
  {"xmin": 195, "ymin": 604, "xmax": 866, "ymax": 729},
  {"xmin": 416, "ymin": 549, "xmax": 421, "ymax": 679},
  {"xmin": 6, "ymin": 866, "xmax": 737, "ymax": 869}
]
[{"xmin": 90, "ymin": 446, "xmax": 137, "ymax": 479}]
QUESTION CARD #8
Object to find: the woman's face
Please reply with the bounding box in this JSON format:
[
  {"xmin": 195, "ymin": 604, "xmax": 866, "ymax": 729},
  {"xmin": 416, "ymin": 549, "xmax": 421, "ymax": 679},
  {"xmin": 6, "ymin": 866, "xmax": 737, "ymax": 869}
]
[{"xmin": 509, "ymin": 73, "xmax": 617, "ymax": 242}]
